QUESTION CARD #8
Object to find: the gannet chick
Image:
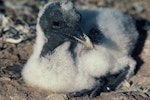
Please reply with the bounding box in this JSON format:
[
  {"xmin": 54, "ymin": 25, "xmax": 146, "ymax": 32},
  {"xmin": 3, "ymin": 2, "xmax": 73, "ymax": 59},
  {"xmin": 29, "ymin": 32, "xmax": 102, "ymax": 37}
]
[{"xmin": 22, "ymin": 1, "xmax": 139, "ymax": 98}]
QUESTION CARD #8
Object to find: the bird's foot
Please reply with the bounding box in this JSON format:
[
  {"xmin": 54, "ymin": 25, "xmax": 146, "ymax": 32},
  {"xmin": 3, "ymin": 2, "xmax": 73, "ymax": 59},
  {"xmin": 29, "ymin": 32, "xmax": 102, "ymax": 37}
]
[
  {"xmin": 69, "ymin": 79, "xmax": 105, "ymax": 98},
  {"xmin": 89, "ymin": 85, "xmax": 103, "ymax": 98},
  {"xmin": 103, "ymin": 67, "xmax": 129, "ymax": 92},
  {"xmin": 69, "ymin": 89, "xmax": 92, "ymax": 97},
  {"xmin": 69, "ymin": 88, "xmax": 102, "ymax": 98}
]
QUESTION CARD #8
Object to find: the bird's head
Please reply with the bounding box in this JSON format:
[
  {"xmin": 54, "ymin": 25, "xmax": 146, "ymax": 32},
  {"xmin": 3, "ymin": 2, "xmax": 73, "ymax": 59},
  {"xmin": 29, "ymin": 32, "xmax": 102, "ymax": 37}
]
[{"xmin": 38, "ymin": 1, "xmax": 93, "ymax": 56}]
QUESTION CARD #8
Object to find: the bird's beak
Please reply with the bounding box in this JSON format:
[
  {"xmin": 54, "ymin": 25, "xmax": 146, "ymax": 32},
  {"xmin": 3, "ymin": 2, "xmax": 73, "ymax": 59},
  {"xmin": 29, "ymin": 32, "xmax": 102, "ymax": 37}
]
[
  {"xmin": 72, "ymin": 33, "xmax": 93, "ymax": 49},
  {"xmin": 63, "ymin": 32, "xmax": 93, "ymax": 49}
]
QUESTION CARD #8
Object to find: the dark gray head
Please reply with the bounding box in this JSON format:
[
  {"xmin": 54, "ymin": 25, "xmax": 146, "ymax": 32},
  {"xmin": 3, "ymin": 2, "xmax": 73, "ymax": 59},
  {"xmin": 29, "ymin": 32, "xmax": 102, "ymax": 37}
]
[{"xmin": 39, "ymin": 1, "xmax": 93, "ymax": 56}]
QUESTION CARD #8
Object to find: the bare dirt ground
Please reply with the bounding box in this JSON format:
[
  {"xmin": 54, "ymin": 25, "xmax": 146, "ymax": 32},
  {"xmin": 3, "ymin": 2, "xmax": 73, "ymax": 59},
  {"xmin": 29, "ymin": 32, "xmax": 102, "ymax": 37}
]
[{"xmin": 0, "ymin": 0, "xmax": 150, "ymax": 100}]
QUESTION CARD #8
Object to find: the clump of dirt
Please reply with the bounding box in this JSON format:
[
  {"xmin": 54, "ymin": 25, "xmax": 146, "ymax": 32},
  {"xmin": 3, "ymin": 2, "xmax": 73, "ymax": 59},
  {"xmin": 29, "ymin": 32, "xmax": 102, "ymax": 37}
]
[{"xmin": 0, "ymin": 0, "xmax": 150, "ymax": 100}]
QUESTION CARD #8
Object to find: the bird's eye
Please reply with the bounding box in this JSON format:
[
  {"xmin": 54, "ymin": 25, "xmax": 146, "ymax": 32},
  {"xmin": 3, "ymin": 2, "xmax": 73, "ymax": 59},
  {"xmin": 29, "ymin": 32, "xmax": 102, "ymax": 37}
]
[{"xmin": 52, "ymin": 21, "xmax": 60, "ymax": 28}]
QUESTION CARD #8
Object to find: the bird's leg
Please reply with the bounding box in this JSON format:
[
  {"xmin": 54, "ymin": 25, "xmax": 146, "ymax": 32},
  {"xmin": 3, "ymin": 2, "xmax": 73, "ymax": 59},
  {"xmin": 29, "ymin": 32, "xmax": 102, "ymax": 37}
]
[
  {"xmin": 69, "ymin": 78, "xmax": 106, "ymax": 98},
  {"xmin": 89, "ymin": 78, "xmax": 106, "ymax": 98},
  {"xmin": 103, "ymin": 67, "xmax": 129, "ymax": 92},
  {"xmin": 69, "ymin": 89, "xmax": 92, "ymax": 97},
  {"xmin": 103, "ymin": 56, "xmax": 136, "ymax": 91}
]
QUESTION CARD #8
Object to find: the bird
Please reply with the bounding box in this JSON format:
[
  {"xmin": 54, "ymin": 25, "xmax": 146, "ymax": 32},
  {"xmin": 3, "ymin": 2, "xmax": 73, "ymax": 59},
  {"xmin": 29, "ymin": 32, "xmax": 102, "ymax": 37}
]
[{"xmin": 21, "ymin": 1, "xmax": 139, "ymax": 98}]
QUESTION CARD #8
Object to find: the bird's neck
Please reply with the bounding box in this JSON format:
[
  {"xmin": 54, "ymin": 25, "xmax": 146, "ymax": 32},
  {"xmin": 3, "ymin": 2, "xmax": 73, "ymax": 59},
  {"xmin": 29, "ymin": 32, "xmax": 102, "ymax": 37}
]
[{"xmin": 40, "ymin": 33, "xmax": 65, "ymax": 57}]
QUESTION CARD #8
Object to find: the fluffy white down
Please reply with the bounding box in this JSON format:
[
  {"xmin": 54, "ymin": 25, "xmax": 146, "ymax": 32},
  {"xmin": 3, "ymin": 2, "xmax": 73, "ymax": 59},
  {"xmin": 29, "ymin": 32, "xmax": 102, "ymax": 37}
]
[
  {"xmin": 22, "ymin": 2, "xmax": 138, "ymax": 93},
  {"xmin": 22, "ymin": 41, "xmax": 99, "ymax": 92}
]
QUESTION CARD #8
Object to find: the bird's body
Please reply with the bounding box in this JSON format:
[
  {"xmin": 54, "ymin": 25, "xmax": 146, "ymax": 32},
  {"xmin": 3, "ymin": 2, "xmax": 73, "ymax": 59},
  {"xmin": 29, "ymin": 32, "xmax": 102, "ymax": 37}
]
[
  {"xmin": 22, "ymin": 1, "xmax": 138, "ymax": 95},
  {"xmin": 79, "ymin": 8, "xmax": 138, "ymax": 76}
]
